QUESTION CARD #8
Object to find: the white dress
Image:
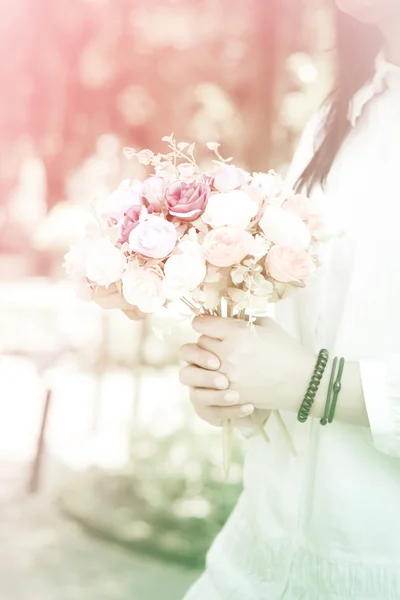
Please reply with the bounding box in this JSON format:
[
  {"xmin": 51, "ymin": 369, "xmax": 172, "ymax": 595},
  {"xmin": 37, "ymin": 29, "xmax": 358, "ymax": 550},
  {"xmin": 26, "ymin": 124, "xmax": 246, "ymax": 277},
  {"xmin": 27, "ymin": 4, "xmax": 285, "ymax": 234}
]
[{"xmin": 183, "ymin": 55, "xmax": 400, "ymax": 600}]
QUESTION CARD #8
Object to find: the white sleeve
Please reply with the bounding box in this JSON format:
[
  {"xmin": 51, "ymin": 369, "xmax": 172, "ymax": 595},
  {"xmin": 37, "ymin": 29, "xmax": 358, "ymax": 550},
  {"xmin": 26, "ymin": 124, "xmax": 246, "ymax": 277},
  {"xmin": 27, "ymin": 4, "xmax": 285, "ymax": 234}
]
[{"xmin": 360, "ymin": 355, "xmax": 400, "ymax": 457}]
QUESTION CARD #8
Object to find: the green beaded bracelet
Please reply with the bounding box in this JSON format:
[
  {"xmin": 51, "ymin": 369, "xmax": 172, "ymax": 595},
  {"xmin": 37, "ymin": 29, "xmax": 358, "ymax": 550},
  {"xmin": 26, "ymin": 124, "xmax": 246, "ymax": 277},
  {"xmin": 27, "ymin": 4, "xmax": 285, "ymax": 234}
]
[
  {"xmin": 320, "ymin": 357, "xmax": 338, "ymax": 426},
  {"xmin": 328, "ymin": 357, "xmax": 345, "ymax": 423},
  {"xmin": 297, "ymin": 349, "xmax": 329, "ymax": 423}
]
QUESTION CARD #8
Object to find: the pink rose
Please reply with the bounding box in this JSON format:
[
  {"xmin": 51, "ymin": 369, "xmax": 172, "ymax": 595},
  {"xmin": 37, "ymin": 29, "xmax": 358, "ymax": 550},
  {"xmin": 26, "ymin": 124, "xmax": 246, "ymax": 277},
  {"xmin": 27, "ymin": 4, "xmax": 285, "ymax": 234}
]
[
  {"xmin": 165, "ymin": 181, "xmax": 210, "ymax": 221},
  {"xmin": 119, "ymin": 205, "xmax": 141, "ymax": 244},
  {"xmin": 128, "ymin": 215, "xmax": 177, "ymax": 259},
  {"xmin": 283, "ymin": 194, "xmax": 313, "ymax": 221},
  {"xmin": 119, "ymin": 204, "xmax": 156, "ymax": 245},
  {"xmin": 213, "ymin": 165, "xmax": 251, "ymax": 193},
  {"xmin": 203, "ymin": 227, "xmax": 253, "ymax": 267},
  {"xmin": 265, "ymin": 244, "xmax": 315, "ymax": 283}
]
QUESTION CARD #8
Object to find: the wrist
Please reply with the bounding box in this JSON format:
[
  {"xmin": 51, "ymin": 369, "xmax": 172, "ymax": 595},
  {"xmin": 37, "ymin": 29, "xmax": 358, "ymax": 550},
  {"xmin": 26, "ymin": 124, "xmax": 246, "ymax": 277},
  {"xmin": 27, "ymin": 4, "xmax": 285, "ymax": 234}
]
[
  {"xmin": 287, "ymin": 352, "xmax": 332, "ymax": 419},
  {"xmin": 287, "ymin": 351, "xmax": 320, "ymax": 414},
  {"xmin": 309, "ymin": 357, "xmax": 332, "ymax": 420}
]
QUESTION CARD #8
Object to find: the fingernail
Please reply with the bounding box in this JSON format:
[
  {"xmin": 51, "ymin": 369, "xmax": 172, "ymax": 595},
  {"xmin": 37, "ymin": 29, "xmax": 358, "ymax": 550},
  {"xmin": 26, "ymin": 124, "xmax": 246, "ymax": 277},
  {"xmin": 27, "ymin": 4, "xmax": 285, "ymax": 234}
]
[
  {"xmin": 224, "ymin": 390, "xmax": 240, "ymax": 405},
  {"xmin": 240, "ymin": 404, "xmax": 254, "ymax": 416},
  {"xmin": 208, "ymin": 357, "xmax": 220, "ymax": 370},
  {"xmin": 214, "ymin": 375, "xmax": 229, "ymax": 389}
]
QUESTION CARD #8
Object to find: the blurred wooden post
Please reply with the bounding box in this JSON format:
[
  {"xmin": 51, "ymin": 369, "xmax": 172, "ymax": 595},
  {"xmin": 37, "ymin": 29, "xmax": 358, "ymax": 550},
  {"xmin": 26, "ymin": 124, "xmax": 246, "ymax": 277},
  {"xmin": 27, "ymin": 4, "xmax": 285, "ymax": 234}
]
[{"xmin": 28, "ymin": 388, "xmax": 52, "ymax": 494}]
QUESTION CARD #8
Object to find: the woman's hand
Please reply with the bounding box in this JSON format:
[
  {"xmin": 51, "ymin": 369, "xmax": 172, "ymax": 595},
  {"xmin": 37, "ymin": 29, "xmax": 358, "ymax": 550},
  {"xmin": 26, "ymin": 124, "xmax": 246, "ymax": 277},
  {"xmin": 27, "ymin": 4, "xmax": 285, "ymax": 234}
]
[
  {"xmin": 92, "ymin": 283, "xmax": 145, "ymax": 320},
  {"xmin": 180, "ymin": 315, "xmax": 316, "ymax": 414}
]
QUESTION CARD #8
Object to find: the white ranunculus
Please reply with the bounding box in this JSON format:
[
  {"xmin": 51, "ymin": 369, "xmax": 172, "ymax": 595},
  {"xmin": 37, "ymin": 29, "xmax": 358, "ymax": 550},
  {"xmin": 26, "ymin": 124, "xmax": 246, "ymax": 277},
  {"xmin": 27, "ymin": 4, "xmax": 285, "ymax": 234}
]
[
  {"xmin": 122, "ymin": 264, "xmax": 166, "ymax": 313},
  {"xmin": 259, "ymin": 205, "xmax": 311, "ymax": 250},
  {"xmin": 163, "ymin": 253, "xmax": 207, "ymax": 300},
  {"xmin": 85, "ymin": 238, "xmax": 127, "ymax": 288},
  {"xmin": 202, "ymin": 190, "xmax": 258, "ymax": 230}
]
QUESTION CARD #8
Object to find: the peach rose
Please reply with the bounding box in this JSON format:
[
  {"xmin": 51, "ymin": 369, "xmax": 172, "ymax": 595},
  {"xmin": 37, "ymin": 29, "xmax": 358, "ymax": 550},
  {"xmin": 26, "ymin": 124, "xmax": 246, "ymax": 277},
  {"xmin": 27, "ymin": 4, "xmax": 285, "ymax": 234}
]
[
  {"xmin": 283, "ymin": 194, "xmax": 313, "ymax": 221},
  {"xmin": 265, "ymin": 244, "xmax": 315, "ymax": 284},
  {"xmin": 203, "ymin": 227, "xmax": 253, "ymax": 267}
]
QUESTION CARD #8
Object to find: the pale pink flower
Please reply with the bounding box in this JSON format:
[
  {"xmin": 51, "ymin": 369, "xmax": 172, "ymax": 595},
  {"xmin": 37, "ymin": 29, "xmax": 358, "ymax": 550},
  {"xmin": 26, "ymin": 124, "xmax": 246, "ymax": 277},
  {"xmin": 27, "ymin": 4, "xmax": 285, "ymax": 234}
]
[
  {"xmin": 202, "ymin": 190, "xmax": 258, "ymax": 230},
  {"xmin": 265, "ymin": 244, "xmax": 315, "ymax": 283},
  {"xmin": 85, "ymin": 238, "xmax": 127, "ymax": 288},
  {"xmin": 165, "ymin": 181, "xmax": 210, "ymax": 222},
  {"xmin": 259, "ymin": 205, "xmax": 311, "ymax": 251},
  {"xmin": 142, "ymin": 176, "xmax": 165, "ymax": 208},
  {"xmin": 203, "ymin": 227, "xmax": 254, "ymax": 267},
  {"xmin": 213, "ymin": 165, "xmax": 251, "ymax": 193},
  {"xmin": 128, "ymin": 215, "xmax": 177, "ymax": 259},
  {"xmin": 107, "ymin": 179, "xmax": 143, "ymax": 221},
  {"xmin": 283, "ymin": 194, "xmax": 313, "ymax": 221},
  {"xmin": 122, "ymin": 264, "xmax": 165, "ymax": 313}
]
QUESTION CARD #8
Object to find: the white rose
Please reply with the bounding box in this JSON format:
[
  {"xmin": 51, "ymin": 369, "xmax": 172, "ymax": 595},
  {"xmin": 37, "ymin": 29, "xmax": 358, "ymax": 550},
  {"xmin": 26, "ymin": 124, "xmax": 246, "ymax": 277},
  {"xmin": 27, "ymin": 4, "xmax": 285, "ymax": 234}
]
[
  {"xmin": 259, "ymin": 206, "xmax": 311, "ymax": 250},
  {"xmin": 202, "ymin": 190, "xmax": 258, "ymax": 230},
  {"xmin": 163, "ymin": 253, "xmax": 207, "ymax": 300},
  {"xmin": 251, "ymin": 171, "xmax": 281, "ymax": 197},
  {"xmin": 122, "ymin": 264, "xmax": 166, "ymax": 313},
  {"xmin": 64, "ymin": 241, "xmax": 93, "ymax": 300},
  {"xmin": 85, "ymin": 238, "xmax": 127, "ymax": 287}
]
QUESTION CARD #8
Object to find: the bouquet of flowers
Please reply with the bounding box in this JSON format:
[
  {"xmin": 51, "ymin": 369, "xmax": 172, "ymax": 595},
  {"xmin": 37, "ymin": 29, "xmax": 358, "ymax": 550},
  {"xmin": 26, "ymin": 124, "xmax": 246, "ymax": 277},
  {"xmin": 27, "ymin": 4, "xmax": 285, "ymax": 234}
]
[{"xmin": 65, "ymin": 134, "xmax": 327, "ymax": 477}]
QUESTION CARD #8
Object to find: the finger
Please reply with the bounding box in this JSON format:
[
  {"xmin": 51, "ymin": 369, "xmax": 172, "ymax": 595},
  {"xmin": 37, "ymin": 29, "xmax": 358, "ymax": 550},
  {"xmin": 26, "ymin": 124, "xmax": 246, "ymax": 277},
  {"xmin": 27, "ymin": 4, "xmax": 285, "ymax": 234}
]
[
  {"xmin": 197, "ymin": 335, "xmax": 223, "ymax": 356},
  {"xmin": 192, "ymin": 315, "xmax": 244, "ymax": 340},
  {"xmin": 191, "ymin": 387, "xmax": 243, "ymax": 408},
  {"xmin": 179, "ymin": 365, "xmax": 229, "ymax": 390},
  {"xmin": 195, "ymin": 402, "xmax": 255, "ymax": 426},
  {"xmin": 180, "ymin": 344, "xmax": 220, "ymax": 370}
]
